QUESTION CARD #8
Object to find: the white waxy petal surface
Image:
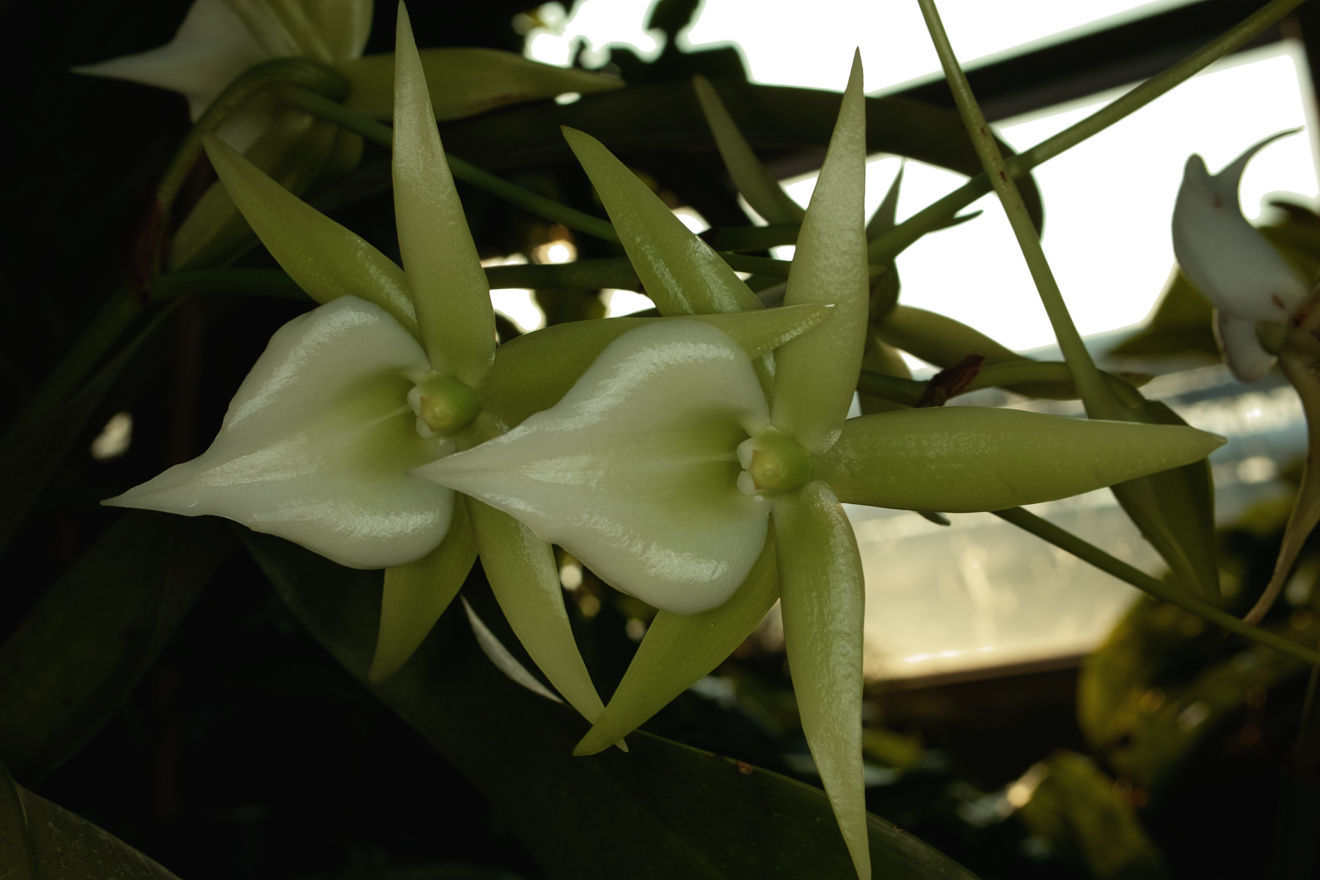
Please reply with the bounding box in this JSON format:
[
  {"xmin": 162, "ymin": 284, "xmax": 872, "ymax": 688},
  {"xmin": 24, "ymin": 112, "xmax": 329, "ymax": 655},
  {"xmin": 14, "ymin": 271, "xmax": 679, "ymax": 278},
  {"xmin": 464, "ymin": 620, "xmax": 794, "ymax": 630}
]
[
  {"xmin": 1172, "ymin": 136, "xmax": 1308, "ymax": 324},
  {"xmin": 107, "ymin": 297, "xmax": 454, "ymax": 569},
  {"xmin": 417, "ymin": 321, "xmax": 772, "ymax": 614}
]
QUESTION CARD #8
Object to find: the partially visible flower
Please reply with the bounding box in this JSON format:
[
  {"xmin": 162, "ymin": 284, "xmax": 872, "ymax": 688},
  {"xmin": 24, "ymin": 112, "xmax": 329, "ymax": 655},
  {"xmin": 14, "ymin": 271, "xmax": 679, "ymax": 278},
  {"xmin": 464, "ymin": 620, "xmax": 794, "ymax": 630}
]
[
  {"xmin": 75, "ymin": 0, "xmax": 372, "ymax": 150},
  {"xmin": 1172, "ymin": 130, "xmax": 1310, "ymax": 381}
]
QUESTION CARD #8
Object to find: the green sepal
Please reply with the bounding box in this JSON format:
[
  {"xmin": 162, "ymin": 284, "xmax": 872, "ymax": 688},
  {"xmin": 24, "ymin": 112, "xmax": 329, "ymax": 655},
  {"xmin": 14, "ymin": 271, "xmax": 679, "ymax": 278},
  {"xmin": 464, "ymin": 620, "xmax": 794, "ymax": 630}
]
[
  {"xmin": 172, "ymin": 114, "xmax": 340, "ymax": 271},
  {"xmin": 693, "ymin": 75, "xmax": 804, "ymax": 225},
  {"xmin": 563, "ymin": 126, "xmax": 762, "ymax": 315},
  {"xmin": 573, "ymin": 537, "xmax": 780, "ymax": 756},
  {"xmin": 201, "ymin": 133, "xmax": 418, "ymax": 335},
  {"xmin": 469, "ymin": 501, "xmax": 607, "ymax": 726},
  {"xmin": 338, "ymin": 48, "xmax": 623, "ymax": 121},
  {"xmin": 820, "ymin": 407, "xmax": 1224, "ymax": 512},
  {"xmin": 393, "ymin": 7, "xmax": 495, "ymax": 382},
  {"xmin": 480, "ymin": 305, "xmax": 833, "ymax": 426},
  {"xmin": 369, "ymin": 498, "xmax": 477, "ymax": 684},
  {"xmin": 771, "ymin": 54, "xmax": 869, "ymax": 451},
  {"xmin": 775, "ymin": 482, "xmax": 869, "ymax": 880}
]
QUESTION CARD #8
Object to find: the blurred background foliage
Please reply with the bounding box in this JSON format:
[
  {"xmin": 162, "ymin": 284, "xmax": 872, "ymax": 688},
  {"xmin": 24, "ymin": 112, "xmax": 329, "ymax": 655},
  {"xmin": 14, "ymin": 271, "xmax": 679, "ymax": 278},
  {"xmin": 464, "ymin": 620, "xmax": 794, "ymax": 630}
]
[{"xmin": 2, "ymin": 0, "xmax": 1319, "ymax": 878}]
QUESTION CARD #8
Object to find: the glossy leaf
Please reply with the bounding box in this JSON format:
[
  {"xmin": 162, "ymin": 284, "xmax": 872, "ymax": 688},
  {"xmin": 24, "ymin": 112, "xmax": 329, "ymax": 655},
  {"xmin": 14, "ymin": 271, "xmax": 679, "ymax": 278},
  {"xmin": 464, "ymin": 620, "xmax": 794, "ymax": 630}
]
[
  {"xmin": 0, "ymin": 763, "xmax": 183, "ymax": 879},
  {"xmin": 820, "ymin": 407, "xmax": 1225, "ymax": 512},
  {"xmin": 0, "ymin": 514, "xmax": 234, "ymax": 781},
  {"xmin": 251, "ymin": 534, "xmax": 982, "ymax": 880},
  {"xmin": 392, "ymin": 6, "xmax": 494, "ymax": 382}
]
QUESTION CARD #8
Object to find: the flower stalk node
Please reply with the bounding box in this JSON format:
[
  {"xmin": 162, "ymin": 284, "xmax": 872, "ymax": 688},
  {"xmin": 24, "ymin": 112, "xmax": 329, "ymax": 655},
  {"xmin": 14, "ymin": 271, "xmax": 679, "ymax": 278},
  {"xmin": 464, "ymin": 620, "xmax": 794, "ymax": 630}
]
[
  {"xmin": 737, "ymin": 428, "xmax": 813, "ymax": 496},
  {"xmin": 409, "ymin": 374, "xmax": 481, "ymax": 437}
]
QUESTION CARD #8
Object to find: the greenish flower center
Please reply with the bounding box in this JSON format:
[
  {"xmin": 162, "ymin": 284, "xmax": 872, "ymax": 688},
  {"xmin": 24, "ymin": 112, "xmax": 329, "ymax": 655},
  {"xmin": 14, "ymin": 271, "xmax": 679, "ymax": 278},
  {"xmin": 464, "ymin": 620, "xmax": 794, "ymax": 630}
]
[
  {"xmin": 737, "ymin": 427, "xmax": 812, "ymax": 496},
  {"xmin": 409, "ymin": 374, "xmax": 481, "ymax": 437}
]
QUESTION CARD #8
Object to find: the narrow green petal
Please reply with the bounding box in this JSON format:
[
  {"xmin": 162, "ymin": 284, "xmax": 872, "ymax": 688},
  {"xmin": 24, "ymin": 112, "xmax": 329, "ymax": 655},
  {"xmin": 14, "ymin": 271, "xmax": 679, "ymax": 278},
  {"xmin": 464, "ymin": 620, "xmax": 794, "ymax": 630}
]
[
  {"xmin": 479, "ymin": 305, "xmax": 833, "ymax": 427},
  {"xmin": 421, "ymin": 321, "xmax": 771, "ymax": 613},
  {"xmin": 469, "ymin": 501, "xmax": 607, "ymax": 724},
  {"xmin": 693, "ymin": 75, "xmax": 804, "ymax": 225},
  {"xmin": 563, "ymin": 126, "xmax": 762, "ymax": 316},
  {"xmin": 771, "ymin": 55, "xmax": 869, "ymax": 450},
  {"xmin": 776, "ymin": 482, "xmax": 869, "ymax": 880},
  {"xmin": 340, "ymin": 48, "xmax": 623, "ymax": 121},
  {"xmin": 461, "ymin": 598, "xmax": 562, "ymax": 703},
  {"xmin": 820, "ymin": 408, "xmax": 1225, "ymax": 512},
  {"xmin": 201, "ymin": 133, "xmax": 418, "ymax": 333},
  {"xmin": 370, "ymin": 498, "xmax": 477, "ymax": 684},
  {"xmin": 393, "ymin": 6, "xmax": 494, "ymax": 381},
  {"xmin": 573, "ymin": 538, "xmax": 779, "ymax": 756},
  {"xmin": 864, "ymin": 162, "xmax": 903, "ymax": 239}
]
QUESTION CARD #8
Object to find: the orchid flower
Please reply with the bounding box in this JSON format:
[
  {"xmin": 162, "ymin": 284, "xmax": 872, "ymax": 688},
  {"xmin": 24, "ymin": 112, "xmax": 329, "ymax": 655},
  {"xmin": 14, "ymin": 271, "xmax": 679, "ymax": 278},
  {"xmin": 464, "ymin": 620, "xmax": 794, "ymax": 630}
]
[
  {"xmin": 76, "ymin": 0, "xmax": 621, "ymax": 269},
  {"xmin": 418, "ymin": 56, "xmax": 1224, "ymax": 879},
  {"xmin": 1172, "ymin": 130, "xmax": 1311, "ymax": 382},
  {"xmin": 1175, "ymin": 131, "xmax": 1320, "ymax": 625},
  {"xmin": 105, "ymin": 5, "xmax": 823, "ymax": 727}
]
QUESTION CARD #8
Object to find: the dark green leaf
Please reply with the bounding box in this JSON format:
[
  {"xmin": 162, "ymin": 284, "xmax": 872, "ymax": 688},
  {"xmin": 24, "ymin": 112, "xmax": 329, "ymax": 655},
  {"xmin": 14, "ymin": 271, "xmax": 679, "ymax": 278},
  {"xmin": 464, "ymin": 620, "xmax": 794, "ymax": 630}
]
[
  {"xmin": 249, "ymin": 535, "xmax": 981, "ymax": 880},
  {"xmin": 0, "ymin": 762, "xmax": 182, "ymax": 880},
  {"xmin": 0, "ymin": 513, "xmax": 235, "ymax": 781}
]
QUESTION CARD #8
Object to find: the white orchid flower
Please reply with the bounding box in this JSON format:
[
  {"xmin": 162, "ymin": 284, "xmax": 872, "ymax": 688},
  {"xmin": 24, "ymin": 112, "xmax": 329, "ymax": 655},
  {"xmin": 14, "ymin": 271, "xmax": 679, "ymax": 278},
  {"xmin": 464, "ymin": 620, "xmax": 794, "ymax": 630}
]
[{"xmin": 1172, "ymin": 130, "xmax": 1311, "ymax": 381}]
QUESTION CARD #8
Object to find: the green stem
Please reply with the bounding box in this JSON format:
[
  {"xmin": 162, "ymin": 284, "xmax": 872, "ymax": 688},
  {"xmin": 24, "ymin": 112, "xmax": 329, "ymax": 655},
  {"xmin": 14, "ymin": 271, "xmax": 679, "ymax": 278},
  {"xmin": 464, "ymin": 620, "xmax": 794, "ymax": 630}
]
[
  {"xmin": 917, "ymin": 0, "xmax": 1120, "ymax": 418},
  {"xmin": 994, "ymin": 507, "xmax": 1320, "ymax": 666},
  {"xmin": 278, "ymin": 85, "xmax": 620, "ymax": 243},
  {"xmin": 876, "ymin": 0, "xmax": 1307, "ymax": 263},
  {"xmin": 159, "ymin": 60, "xmax": 350, "ymax": 219}
]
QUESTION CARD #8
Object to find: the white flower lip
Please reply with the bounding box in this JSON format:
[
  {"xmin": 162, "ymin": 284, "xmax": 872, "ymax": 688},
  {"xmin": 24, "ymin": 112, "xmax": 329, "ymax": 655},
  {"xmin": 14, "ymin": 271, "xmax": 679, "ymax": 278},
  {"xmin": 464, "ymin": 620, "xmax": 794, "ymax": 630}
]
[
  {"xmin": 1172, "ymin": 129, "xmax": 1308, "ymax": 381},
  {"xmin": 105, "ymin": 296, "xmax": 455, "ymax": 569},
  {"xmin": 414, "ymin": 320, "xmax": 773, "ymax": 614}
]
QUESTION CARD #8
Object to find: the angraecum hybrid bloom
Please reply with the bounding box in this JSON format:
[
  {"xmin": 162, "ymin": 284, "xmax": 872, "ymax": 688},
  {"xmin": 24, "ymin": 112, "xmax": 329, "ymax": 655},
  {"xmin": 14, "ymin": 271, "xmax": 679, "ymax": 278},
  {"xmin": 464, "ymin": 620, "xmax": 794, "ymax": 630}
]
[
  {"xmin": 104, "ymin": 3, "xmax": 824, "ymax": 732},
  {"xmin": 1174, "ymin": 130, "xmax": 1320, "ymax": 625},
  {"xmin": 419, "ymin": 56, "xmax": 1225, "ymax": 880},
  {"xmin": 75, "ymin": 0, "xmax": 621, "ymax": 268}
]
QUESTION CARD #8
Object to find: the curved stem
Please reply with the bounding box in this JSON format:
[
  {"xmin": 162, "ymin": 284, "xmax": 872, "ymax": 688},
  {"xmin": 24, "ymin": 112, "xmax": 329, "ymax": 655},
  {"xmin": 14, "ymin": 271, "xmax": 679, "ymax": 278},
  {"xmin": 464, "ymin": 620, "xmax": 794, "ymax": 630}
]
[{"xmin": 994, "ymin": 507, "xmax": 1320, "ymax": 665}]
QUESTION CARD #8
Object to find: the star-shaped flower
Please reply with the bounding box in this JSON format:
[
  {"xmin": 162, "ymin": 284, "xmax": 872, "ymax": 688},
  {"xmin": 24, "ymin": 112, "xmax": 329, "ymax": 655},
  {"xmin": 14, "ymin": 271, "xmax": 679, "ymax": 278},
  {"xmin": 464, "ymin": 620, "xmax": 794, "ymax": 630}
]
[{"xmin": 417, "ymin": 56, "xmax": 1223, "ymax": 879}]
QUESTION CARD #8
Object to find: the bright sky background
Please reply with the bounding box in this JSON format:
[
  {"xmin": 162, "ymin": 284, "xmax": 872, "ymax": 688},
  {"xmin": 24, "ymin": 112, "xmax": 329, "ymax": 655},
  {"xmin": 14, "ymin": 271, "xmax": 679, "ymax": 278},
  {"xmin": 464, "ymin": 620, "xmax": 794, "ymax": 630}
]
[{"xmin": 523, "ymin": 0, "xmax": 1318, "ymax": 355}]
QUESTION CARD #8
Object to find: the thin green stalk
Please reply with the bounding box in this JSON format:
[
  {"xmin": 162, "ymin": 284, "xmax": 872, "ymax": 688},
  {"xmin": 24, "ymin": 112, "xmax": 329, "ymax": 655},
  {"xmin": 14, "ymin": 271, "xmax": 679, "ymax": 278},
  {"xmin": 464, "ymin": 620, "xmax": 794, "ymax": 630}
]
[
  {"xmin": 876, "ymin": 0, "xmax": 1308, "ymax": 263},
  {"xmin": 994, "ymin": 507, "xmax": 1320, "ymax": 666},
  {"xmin": 160, "ymin": 60, "xmax": 349, "ymax": 217},
  {"xmin": 279, "ymin": 85, "xmax": 620, "ymax": 243},
  {"xmin": 917, "ymin": 0, "xmax": 1118, "ymax": 416}
]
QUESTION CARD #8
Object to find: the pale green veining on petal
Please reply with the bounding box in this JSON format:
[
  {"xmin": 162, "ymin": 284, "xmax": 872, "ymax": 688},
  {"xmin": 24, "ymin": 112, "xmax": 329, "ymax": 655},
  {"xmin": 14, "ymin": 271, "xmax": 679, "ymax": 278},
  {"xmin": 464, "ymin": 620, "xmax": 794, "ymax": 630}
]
[
  {"xmin": 420, "ymin": 321, "xmax": 772, "ymax": 614},
  {"xmin": 105, "ymin": 297, "xmax": 454, "ymax": 569}
]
